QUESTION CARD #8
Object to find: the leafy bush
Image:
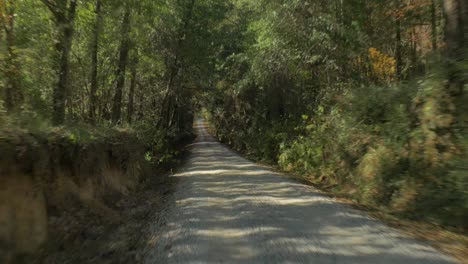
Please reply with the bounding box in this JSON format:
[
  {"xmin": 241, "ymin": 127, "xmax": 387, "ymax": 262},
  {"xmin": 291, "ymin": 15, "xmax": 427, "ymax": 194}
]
[{"xmin": 211, "ymin": 72, "xmax": 468, "ymax": 231}]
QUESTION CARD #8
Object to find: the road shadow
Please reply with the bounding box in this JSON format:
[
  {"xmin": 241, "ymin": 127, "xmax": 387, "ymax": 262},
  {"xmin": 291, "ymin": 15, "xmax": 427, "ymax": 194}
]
[{"xmin": 143, "ymin": 120, "xmax": 456, "ymax": 264}]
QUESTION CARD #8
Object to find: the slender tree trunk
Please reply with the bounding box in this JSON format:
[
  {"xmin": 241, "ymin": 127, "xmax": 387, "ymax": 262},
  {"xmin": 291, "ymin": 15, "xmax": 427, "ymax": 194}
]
[
  {"xmin": 44, "ymin": 0, "xmax": 78, "ymax": 125},
  {"xmin": 157, "ymin": 0, "xmax": 196, "ymax": 129},
  {"xmin": 395, "ymin": 16, "xmax": 403, "ymax": 80},
  {"xmin": 2, "ymin": 0, "xmax": 22, "ymax": 112},
  {"xmin": 431, "ymin": 0, "xmax": 438, "ymax": 50},
  {"xmin": 127, "ymin": 59, "xmax": 137, "ymax": 123},
  {"xmin": 137, "ymin": 80, "xmax": 145, "ymax": 120},
  {"xmin": 443, "ymin": 0, "xmax": 467, "ymax": 95},
  {"xmin": 89, "ymin": 0, "xmax": 102, "ymax": 122},
  {"xmin": 169, "ymin": 100, "xmax": 178, "ymax": 129},
  {"xmin": 111, "ymin": 7, "xmax": 131, "ymax": 124}
]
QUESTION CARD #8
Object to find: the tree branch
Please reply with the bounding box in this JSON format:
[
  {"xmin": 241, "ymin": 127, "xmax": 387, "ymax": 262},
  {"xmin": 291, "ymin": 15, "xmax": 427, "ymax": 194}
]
[{"xmin": 40, "ymin": 0, "xmax": 62, "ymax": 20}]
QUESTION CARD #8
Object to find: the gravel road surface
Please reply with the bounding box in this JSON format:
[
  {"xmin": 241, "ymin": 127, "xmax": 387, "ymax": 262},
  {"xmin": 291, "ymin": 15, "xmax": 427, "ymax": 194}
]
[{"xmin": 143, "ymin": 120, "xmax": 456, "ymax": 264}]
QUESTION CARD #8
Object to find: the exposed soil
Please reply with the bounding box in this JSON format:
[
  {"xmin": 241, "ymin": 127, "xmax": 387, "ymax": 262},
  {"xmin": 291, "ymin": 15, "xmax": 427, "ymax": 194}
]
[{"xmin": 17, "ymin": 168, "xmax": 180, "ymax": 264}]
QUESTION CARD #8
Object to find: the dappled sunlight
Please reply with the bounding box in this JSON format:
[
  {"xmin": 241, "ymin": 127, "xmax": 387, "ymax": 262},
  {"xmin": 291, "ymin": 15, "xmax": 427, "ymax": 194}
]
[
  {"xmin": 144, "ymin": 121, "xmax": 455, "ymax": 264},
  {"xmin": 175, "ymin": 169, "xmax": 272, "ymax": 177},
  {"xmin": 195, "ymin": 227, "xmax": 282, "ymax": 238}
]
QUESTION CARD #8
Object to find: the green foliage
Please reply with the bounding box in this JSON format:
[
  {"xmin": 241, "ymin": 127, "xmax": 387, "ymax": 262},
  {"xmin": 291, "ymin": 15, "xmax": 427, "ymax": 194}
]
[
  {"xmin": 1, "ymin": 0, "xmax": 466, "ymax": 233},
  {"xmin": 205, "ymin": 0, "xmax": 467, "ymax": 230},
  {"xmin": 213, "ymin": 69, "xmax": 466, "ymax": 229}
]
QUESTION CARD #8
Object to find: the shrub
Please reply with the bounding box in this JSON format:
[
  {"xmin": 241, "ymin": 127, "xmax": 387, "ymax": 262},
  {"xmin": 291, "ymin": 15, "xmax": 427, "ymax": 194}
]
[{"xmin": 211, "ymin": 71, "xmax": 467, "ymax": 231}]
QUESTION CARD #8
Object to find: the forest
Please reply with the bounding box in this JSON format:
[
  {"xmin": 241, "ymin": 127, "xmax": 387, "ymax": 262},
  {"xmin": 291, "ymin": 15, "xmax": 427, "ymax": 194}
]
[{"xmin": 0, "ymin": 0, "xmax": 467, "ymax": 262}]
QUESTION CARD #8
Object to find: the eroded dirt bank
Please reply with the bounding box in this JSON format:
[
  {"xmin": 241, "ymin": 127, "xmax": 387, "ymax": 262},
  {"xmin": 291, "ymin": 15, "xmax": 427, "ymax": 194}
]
[
  {"xmin": 36, "ymin": 171, "xmax": 179, "ymax": 264},
  {"xmin": 0, "ymin": 128, "xmax": 187, "ymax": 263}
]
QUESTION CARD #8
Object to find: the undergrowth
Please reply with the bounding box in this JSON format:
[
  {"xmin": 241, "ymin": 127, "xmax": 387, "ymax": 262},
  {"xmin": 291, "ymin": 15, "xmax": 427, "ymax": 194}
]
[
  {"xmin": 210, "ymin": 73, "xmax": 468, "ymax": 232},
  {"xmin": 0, "ymin": 108, "xmax": 193, "ymax": 166}
]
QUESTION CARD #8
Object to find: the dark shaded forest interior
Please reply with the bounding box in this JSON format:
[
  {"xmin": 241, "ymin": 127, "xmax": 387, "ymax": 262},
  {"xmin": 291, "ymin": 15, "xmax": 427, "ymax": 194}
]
[{"xmin": 0, "ymin": 0, "xmax": 467, "ymax": 263}]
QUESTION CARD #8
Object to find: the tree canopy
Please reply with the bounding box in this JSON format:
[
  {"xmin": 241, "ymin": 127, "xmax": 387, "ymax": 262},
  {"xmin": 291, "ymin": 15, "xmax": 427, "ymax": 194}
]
[{"xmin": 1, "ymin": 0, "xmax": 467, "ymax": 230}]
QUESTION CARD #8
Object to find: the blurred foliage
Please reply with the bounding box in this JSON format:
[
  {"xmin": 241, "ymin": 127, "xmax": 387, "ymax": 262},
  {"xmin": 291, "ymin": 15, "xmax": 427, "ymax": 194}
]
[
  {"xmin": 0, "ymin": 0, "xmax": 231, "ymax": 163},
  {"xmin": 367, "ymin": 48, "xmax": 397, "ymax": 81},
  {"xmin": 205, "ymin": 0, "xmax": 468, "ymax": 231},
  {"xmin": 0, "ymin": 0, "xmax": 466, "ymax": 233}
]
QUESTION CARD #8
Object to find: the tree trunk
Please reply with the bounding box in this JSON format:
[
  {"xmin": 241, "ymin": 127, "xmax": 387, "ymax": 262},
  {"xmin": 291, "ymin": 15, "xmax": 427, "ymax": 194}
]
[
  {"xmin": 49, "ymin": 0, "xmax": 78, "ymax": 125},
  {"xmin": 443, "ymin": 0, "xmax": 467, "ymax": 95},
  {"xmin": 89, "ymin": 0, "xmax": 102, "ymax": 122},
  {"xmin": 127, "ymin": 59, "xmax": 138, "ymax": 123},
  {"xmin": 157, "ymin": 0, "xmax": 196, "ymax": 129},
  {"xmin": 137, "ymin": 80, "xmax": 145, "ymax": 120},
  {"xmin": 2, "ymin": 0, "xmax": 23, "ymax": 112},
  {"xmin": 111, "ymin": 7, "xmax": 131, "ymax": 124},
  {"xmin": 395, "ymin": 16, "xmax": 403, "ymax": 81},
  {"xmin": 431, "ymin": 0, "xmax": 438, "ymax": 50}
]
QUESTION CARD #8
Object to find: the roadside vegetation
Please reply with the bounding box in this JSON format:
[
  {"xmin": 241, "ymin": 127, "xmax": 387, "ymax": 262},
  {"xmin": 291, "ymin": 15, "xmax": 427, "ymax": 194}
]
[
  {"xmin": 1, "ymin": 0, "xmax": 467, "ymax": 262},
  {"xmin": 205, "ymin": 0, "xmax": 468, "ymax": 233},
  {"xmin": 0, "ymin": 0, "xmax": 220, "ymax": 261}
]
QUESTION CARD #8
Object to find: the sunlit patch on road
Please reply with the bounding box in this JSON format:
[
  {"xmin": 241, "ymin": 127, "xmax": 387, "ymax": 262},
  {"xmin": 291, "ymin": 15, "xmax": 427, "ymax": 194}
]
[{"xmin": 143, "ymin": 120, "xmax": 456, "ymax": 264}]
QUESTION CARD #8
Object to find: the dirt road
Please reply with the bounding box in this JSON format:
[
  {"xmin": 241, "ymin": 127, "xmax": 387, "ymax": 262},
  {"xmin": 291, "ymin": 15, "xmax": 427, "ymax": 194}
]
[{"xmin": 143, "ymin": 120, "xmax": 456, "ymax": 264}]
